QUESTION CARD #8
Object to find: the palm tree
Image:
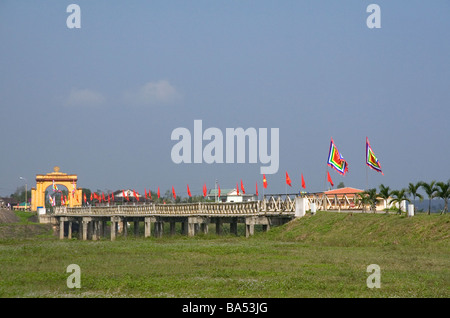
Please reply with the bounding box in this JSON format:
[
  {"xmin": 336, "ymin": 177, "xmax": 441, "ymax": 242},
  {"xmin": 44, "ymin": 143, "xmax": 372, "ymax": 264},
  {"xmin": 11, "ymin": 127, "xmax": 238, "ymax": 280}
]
[
  {"xmin": 436, "ymin": 181, "xmax": 449, "ymax": 214},
  {"xmin": 420, "ymin": 181, "xmax": 438, "ymax": 215},
  {"xmin": 407, "ymin": 182, "xmax": 423, "ymax": 212},
  {"xmin": 378, "ymin": 184, "xmax": 391, "ymax": 212},
  {"xmin": 389, "ymin": 189, "xmax": 410, "ymax": 214},
  {"xmin": 356, "ymin": 188, "xmax": 379, "ymax": 213}
]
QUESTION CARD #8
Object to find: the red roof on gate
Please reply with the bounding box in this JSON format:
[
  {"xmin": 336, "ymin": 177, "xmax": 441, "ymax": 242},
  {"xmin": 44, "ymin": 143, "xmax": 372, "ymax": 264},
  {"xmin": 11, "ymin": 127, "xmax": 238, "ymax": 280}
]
[{"xmin": 324, "ymin": 187, "xmax": 364, "ymax": 195}]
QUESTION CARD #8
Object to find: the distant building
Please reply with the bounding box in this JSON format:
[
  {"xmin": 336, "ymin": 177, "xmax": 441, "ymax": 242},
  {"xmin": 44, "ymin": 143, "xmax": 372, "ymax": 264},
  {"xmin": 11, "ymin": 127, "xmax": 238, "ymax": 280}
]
[{"xmin": 207, "ymin": 188, "xmax": 258, "ymax": 203}]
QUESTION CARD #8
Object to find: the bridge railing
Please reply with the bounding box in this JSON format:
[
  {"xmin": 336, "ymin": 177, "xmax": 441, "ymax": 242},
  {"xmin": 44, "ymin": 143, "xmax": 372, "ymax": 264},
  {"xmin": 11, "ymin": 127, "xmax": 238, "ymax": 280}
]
[
  {"xmin": 52, "ymin": 192, "xmax": 368, "ymax": 217},
  {"xmin": 54, "ymin": 201, "xmax": 269, "ymax": 216}
]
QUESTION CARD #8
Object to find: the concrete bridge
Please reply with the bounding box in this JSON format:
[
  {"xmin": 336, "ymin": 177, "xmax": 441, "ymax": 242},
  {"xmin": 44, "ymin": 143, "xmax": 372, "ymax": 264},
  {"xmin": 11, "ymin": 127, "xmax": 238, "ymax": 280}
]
[{"xmin": 49, "ymin": 192, "xmax": 367, "ymax": 241}]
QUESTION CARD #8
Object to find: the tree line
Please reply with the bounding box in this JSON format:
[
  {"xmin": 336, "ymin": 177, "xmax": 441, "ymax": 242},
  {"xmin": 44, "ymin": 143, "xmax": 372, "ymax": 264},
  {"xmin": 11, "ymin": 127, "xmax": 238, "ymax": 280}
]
[{"xmin": 358, "ymin": 180, "xmax": 449, "ymax": 214}]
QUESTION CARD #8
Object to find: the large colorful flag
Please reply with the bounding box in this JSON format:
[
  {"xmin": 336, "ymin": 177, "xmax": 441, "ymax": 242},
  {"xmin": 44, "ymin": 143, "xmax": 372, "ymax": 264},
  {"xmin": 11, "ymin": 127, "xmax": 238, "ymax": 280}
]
[
  {"xmin": 286, "ymin": 171, "xmax": 292, "ymax": 187},
  {"xmin": 187, "ymin": 184, "xmax": 192, "ymax": 197},
  {"xmin": 366, "ymin": 137, "xmax": 383, "ymax": 175},
  {"xmin": 240, "ymin": 179, "xmax": 246, "ymax": 194},
  {"xmin": 52, "ymin": 180, "xmax": 58, "ymax": 192},
  {"xmin": 301, "ymin": 173, "xmax": 306, "ymax": 189},
  {"xmin": 263, "ymin": 174, "xmax": 267, "ymax": 189},
  {"xmin": 327, "ymin": 171, "xmax": 334, "ymax": 187},
  {"xmin": 327, "ymin": 137, "xmax": 349, "ymax": 175},
  {"xmin": 49, "ymin": 194, "xmax": 55, "ymax": 206}
]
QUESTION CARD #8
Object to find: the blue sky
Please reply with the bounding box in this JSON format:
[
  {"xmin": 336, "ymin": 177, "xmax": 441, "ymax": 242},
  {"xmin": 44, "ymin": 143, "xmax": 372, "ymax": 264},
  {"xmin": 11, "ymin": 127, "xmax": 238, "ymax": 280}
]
[{"xmin": 1, "ymin": 1, "xmax": 449, "ymax": 197}]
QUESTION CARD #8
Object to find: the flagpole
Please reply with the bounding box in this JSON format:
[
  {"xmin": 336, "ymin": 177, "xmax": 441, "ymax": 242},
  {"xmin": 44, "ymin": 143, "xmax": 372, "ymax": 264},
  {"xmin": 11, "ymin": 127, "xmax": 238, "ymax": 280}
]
[{"xmin": 366, "ymin": 165, "xmax": 368, "ymax": 191}]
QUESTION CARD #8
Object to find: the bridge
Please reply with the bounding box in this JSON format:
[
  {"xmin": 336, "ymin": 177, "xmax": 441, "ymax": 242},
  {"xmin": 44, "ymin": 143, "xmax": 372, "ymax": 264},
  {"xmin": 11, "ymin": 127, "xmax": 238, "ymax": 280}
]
[{"xmin": 50, "ymin": 192, "xmax": 367, "ymax": 241}]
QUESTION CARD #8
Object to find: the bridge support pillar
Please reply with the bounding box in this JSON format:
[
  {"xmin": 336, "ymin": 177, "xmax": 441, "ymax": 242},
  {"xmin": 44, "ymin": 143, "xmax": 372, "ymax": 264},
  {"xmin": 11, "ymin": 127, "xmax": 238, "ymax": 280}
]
[
  {"xmin": 216, "ymin": 219, "xmax": 223, "ymax": 235},
  {"xmin": 144, "ymin": 217, "xmax": 151, "ymax": 238},
  {"xmin": 67, "ymin": 221, "xmax": 72, "ymax": 239},
  {"xmin": 245, "ymin": 217, "xmax": 256, "ymax": 237},
  {"xmin": 110, "ymin": 217, "xmax": 117, "ymax": 241},
  {"xmin": 201, "ymin": 223, "xmax": 208, "ymax": 234},
  {"xmin": 91, "ymin": 220, "xmax": 98, "ymax": 241},
  {"xmin": 154, "ymin": 221, "xmax": 163, "ymax": 238},
  {"xmin": 59, "ymin": 219, "xmax": 65, "ymax": 239},
  {"xmin": 82, "ymin": 218, "xmax": 89, "ymax": 240},
  {"xmin": 188, "ymin": 223, "xmax": 195, "ymax": 237},
  {"xmin": 123, "ymin": 218, "xmax": 128, "ymax": 237},
  {"xmin": 230, "ymin": 219, "xmax": 238, "ymax": 235},
  {"xmin": 170, "ymin": 221, "xmax": 176, "ymax": 235},
  {"xmin": 134, "ymin": 219, "xmax": 139, "ymax": 236}
]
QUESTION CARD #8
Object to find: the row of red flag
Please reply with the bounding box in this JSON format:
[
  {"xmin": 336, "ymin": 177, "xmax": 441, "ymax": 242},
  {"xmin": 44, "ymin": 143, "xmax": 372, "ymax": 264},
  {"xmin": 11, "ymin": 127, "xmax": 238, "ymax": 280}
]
[{"xmin": 83, "ymin": 171, "xmax": 336, "ymax": 204}]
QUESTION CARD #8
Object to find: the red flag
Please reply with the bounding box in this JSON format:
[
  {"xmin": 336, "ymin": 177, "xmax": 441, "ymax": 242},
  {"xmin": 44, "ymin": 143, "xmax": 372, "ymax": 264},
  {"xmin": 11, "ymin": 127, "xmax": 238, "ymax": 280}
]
[
  {"xmin": 90, "ymin": 193, "xmax": 93, "ymax": 201},
  {"xmin": 112, "ymin": 192, "xmax": 114, "ymax": 202},
  {"xmin": 301, "ymin": 173, "xmax": 306, "ymax": 189},
  {"xmin": 83, "ymin": 193, "xmax": 87, "ymax": 203},
  {"xmin": 148, "ymin": 189, "xmax": 152, "ymax": 200},
  {"xmin": 133, "ymin": 189, "xmax": 140, "ymax": 202},
  {"xmin": 123, "ymin": 190, "xmax": 129, "ymax": 201},
  {"xmin": 236, "ymin": 182, "xmax": 240, "ymax": 195},
  {"xmin": 286, "ymin": 171, "xmax": 292, "ymax": 187},
  {"xmin": 172, "ymin": 186, "xmax": 176, "ymax": 200},
  {"xmin": 263, "ymin": 174, "xmax": 267, "ymax": 189},
  {"xmin": 218, "ymin": 184, "xmax": 221, "ymax": 198},
  {"xmin": 145, "ymin": 188, "xmax": 148, "ymax": 199},
  {"xmin": 107, "ymin": 194, "xmax": 110, "ymax": 203},
  {"xmin": 256, "ymin": 182, "xmax": 259, "ymax": 196},
  {"xmin": 240, "ymin": 179, "xmax": 246, "ymax": 194},
  {"xmin": 102, "ymin": 192, "xmax": 106, "ymax": 202},
  {"xmin": 187, "ymin": 184, "xmax": 192, "ymax": 197},
  {"xmin": 157, "ymin": 187, "xmax": 160, "ymax": 199},
  {"xmin": 203, "ymin": 183, "xmax": 207, "ymax": 197},
  {"xmin": 327, "ymin": 171, "xmax": 334, "ymax": 187}
]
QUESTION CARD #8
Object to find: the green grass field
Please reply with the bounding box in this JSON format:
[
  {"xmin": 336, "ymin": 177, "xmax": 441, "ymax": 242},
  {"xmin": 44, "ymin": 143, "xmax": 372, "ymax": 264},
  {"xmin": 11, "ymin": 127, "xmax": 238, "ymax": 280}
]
[{"xmin": 0, "ymin": 211, "xmax": 448, "ymax": 298}]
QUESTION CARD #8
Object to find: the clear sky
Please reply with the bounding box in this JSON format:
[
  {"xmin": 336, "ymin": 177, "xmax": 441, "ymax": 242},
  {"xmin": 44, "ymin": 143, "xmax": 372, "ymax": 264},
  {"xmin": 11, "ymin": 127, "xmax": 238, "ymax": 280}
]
[{"xmin": 1, "ymin": 1, "xmax": 449, "ymax": 198}]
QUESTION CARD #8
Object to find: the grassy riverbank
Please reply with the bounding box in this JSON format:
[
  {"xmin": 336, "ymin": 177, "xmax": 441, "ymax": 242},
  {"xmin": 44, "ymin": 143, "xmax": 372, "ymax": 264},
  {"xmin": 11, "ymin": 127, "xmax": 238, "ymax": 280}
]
[{"xmin": 0, "ymin": 211, "xmax": 448, "ymax": 297}]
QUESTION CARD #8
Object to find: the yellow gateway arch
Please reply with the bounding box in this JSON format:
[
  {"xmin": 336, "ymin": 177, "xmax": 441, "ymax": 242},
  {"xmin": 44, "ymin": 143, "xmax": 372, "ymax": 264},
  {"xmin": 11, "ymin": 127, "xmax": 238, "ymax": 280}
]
[{"xmin": 31, "ymin": 166, "xmax": 82, "ymax": 211}]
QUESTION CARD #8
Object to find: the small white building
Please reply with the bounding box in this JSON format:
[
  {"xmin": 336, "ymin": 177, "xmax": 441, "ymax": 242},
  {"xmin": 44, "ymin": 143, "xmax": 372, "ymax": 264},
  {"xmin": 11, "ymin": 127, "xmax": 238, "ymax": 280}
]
[{"xmin": 207, "ymin": 188, "xmax": 258, "ymax": 203}]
